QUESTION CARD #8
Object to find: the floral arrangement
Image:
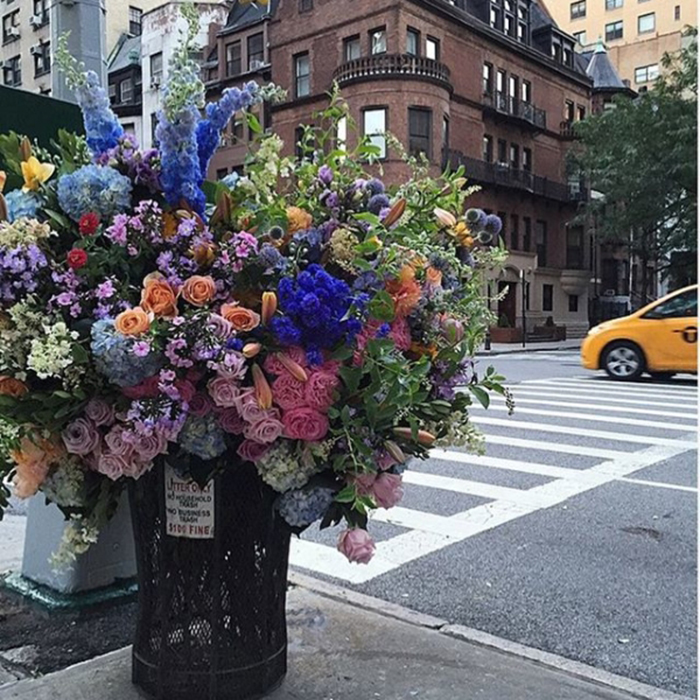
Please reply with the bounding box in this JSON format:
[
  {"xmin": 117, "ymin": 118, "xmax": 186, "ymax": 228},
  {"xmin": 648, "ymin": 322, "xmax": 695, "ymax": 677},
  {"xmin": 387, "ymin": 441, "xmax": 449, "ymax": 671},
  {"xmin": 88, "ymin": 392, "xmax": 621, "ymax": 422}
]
[{"xmin": 0, "ymin": 6, "xmax": 509, "ymax": 565}]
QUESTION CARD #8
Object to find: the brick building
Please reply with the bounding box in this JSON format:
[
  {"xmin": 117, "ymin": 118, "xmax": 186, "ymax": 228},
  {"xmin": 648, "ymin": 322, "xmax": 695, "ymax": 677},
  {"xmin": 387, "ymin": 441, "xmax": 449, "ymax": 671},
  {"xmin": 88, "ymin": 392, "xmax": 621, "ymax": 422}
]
[{"xmin": 204, "ymin": 0, "xmax": 599, "ymax": 337}]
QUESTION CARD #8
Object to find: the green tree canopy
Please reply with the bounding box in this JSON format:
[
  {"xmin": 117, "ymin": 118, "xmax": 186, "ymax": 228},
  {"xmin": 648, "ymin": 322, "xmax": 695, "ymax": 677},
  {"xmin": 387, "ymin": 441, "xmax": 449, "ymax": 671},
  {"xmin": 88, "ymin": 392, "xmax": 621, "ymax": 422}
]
[{"xmin": 572, "ymin": 29, "xmax": 697, "ymax": 293}]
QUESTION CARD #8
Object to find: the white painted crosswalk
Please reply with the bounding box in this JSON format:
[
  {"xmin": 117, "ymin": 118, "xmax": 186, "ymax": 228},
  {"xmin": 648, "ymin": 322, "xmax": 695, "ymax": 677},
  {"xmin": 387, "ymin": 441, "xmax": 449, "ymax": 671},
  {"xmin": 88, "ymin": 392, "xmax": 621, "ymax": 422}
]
[{"xmin": 292, "ymin": 377, "xmax": 698, "ymax": 583}]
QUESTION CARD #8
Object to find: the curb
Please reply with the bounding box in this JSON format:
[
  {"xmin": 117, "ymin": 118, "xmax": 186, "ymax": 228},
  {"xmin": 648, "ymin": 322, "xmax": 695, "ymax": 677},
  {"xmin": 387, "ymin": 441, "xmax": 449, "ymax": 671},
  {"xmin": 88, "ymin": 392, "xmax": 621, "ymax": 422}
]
[
  {"xmin": 476, "ymin": 344, "xmax": 583, "ymax": 356},
  {"xmin": 288, "ymin": 572, "xmax": 694, "ymax": 700}
]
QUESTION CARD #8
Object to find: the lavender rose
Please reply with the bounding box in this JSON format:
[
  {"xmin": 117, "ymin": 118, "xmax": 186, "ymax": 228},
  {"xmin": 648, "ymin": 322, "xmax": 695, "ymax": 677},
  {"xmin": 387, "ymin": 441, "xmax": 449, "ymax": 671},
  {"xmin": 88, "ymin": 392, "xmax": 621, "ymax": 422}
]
[
  {"xmin": 208, "ymin": 376, "xmax": 242, "ymax": 408},
  {"xmin": 62, "ymin": 418, "xmax": 100, "ymax": 456},
  {"xmin": 104, "ymin": 426, "xmax": 134, "ymax": 457},
  {"xmin": 337, "ymin": 528, "xmax": 376, "ymax": 564},
  {"xmin": 85, "ymin": 399, "xmax": 115, "ymax": 427},
  {"xmin": 244, "ymin": 411, "xmax": 285, "ymax": 444},
  {"xmin": 237, "ymin": 439, "xmax": 272, "ymax": 464},
  {"xmin": 95, "ymin": 453, "xmax": 128, "ymax": 481}
]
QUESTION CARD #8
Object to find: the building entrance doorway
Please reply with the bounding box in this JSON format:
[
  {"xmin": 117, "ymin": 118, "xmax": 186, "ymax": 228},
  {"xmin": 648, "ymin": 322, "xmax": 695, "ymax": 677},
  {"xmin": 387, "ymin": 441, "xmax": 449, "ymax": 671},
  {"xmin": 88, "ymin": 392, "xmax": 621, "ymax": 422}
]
[{"xmin": 498, "ymin": 281, "xmax": 517, "ymax": 327}]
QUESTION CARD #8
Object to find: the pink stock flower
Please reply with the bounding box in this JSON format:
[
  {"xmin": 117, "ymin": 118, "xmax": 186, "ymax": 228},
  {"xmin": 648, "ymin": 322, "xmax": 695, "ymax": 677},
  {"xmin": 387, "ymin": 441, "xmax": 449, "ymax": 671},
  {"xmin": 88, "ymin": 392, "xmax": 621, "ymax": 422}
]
[
  {"xmin": 207, "ymin": 376, "xmax": 242, "ymax": 408},
  {"xmin": 354, "ymin": 472, "xmax": 377, "ymax": 496},
  {"xmin": 263, "ymin": 346, "xmax": 307, "ymax": 376},
  {"xmin": 237, "ymin": 439, "xmax": 272, "ymax": 463},
  {"xmin": 282, "ymin": 407, "xmax": 329, "ymax": 441},
  {"xmin": 304, "ymin": 370, "xmax": 340, "ymax": 412},
  {"xmin": 272, "ymin": 373, "xmax": 307, "ymax": 411},
  {"xmin": 244, "ymin": 411, "xmax": 285, "ymax": 444},
  {"xmin": 377, "ymin": 451, "xmax": 398, "ymax": 471},
  {"xmin": 189, "ymin": 392, "xmax": 214, "ymax": 417},
  {"xmin": 62, "ymin": 418, "xmax": 100, "ymax": 456},
  {"xmin": 372, "ymin": 473, "xmax": 404, "ymax": 509},
  {"xmin": 216, "ymin": 407, "xmax": 246, "ymax": 434},
  {"xmin": 85, "ymin": 399, "xmax": 115, "ymax": 427},
  {"xmin": 337, "ymin": 528, "xmax": 376, "ymax": 564}
]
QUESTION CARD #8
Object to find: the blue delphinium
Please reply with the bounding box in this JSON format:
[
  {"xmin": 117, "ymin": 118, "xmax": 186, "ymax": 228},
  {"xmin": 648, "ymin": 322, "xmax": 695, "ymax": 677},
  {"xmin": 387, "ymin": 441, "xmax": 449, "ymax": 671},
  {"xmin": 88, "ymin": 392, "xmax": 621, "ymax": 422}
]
[
  {"xmin": 179, "ymin": 414, "xmax": 227, "ymax": 461},
  {"xmin": 91, "ymin": 319, "xmax": 163, "ymax": 387},
  {"xmin": 271, "ymin": 264, "xmax": 365, "ymax": 363},
  {"xmin": 277, "ymin": 487, "xmax": 335, "ymax": 528},
  {"xmin": 57, "ymin": 165, "xmax": 132, "ymax": 222},
  {"xmin": 4, "ymin": 190, "xmax": 41, "ymax": 223},
  {"xmin": 74, "ymin": 71, "xmax": 124, "ymax": 157}
]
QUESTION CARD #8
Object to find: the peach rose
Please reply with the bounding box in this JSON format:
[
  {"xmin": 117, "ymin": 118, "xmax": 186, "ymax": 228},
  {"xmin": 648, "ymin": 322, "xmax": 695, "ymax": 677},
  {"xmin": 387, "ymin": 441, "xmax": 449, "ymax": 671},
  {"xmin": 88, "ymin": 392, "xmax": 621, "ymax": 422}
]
[
  {"xmin": 286, "ymin": 206, "xmax": 313, "ymax": 233},
  {"xmin": 11, "ymin": 434, "xmax": 64, "ymax": 499},
  {"xmin": 0, "ymin": 375, "xmax": 27, "ymax": 398},
  {"xmin": 141, "ymin": 277, "xmax": 178, "ymax": 317},
  {"xmin": 115, "ymin": 307, "xmax": 150, "ymax": 336},
  {"xmin": 182, "ymin": 275, "xmax": 216, "ymax": 307},
  {"xmin": 220, "ymin": 303, "xmax": 261, "ymax": 332}
]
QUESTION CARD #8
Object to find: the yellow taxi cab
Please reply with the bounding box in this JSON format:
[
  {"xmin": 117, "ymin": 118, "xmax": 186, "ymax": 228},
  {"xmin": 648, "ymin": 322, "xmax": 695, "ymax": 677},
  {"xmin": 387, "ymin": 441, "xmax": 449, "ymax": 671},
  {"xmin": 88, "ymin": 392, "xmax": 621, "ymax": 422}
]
[{"xmin": 581, "ymin": 284, "xmax": 698, "ymax": 380}]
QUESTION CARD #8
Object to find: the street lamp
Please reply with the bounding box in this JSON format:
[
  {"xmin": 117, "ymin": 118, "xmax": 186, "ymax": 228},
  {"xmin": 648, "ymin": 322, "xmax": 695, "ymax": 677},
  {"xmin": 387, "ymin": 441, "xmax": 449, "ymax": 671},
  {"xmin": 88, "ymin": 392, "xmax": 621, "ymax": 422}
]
[{"xmin": 519, "ymin": 268, "xmax": 531, "ymax": 348}]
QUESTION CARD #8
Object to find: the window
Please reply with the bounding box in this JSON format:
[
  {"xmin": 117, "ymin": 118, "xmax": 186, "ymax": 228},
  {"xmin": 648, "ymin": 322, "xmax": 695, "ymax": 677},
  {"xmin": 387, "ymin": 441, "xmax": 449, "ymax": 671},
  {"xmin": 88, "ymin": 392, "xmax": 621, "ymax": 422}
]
[
  {"xmin": 123, "ymin": 123, "xmax": 135, "ymax": 135},
  {"xmin": 674, "ymin": 5, "xmax": 681, "ymax": 21},
  {"xmin": 128, "ymin": 6, "xmax": 142, "ymax": 36},
  {"xmin": 232, "ymin": 119, "xmax": 244, "ymax": 143},
  {"xmin": 120, "ymin": 77, "xmax": 133, "ymax": 103},
  {"xmin": 294, "ymin": 52, "xmax": 310, "ymax": 98},
  {"xmin": 33, "ymin": 41, "xmax": 50, "ymax": 76},
  {"xmin": 108, "ymin": 82, "xmax": 116, "ymax": 104},
  {"xmin": 2, "ymin": 54, "xmax": 20, "ymax": 86},
  {"xmin": 522, "ymin": 147, "xmax": 532, "ymax": 172},
  {"xmin": 634, "ymin": 63, "xmax": 659, "ymax": 84},
  {"xmin": 483, "ymin": 63, "xmax": 493, "ymax": 95},
  {"xmin": 605, "ymin": 0, "xmax": 622, "ymax": 9},
  {"xmin": 408, "ymin": 108, "xmax": 431, "ymax": 159},
  {"xmin": 523, "ymin": 217, "xmax": 531, "ymax": 251},
  {"xmin": 508, "ymin": 75, "xmax": 518, "ymax": 102},
  {"xmin": 483, "ymin": 134, "xmax": 493, "ymax": 162},
  {"xmin": 509, "ymin": 143, "xmax": 519, "ymax": 169},
  {"xmin": 426, "ymin": 36, "xmax": 439, "ymax": 61},
  {"xmin": 497, "ymin": 138, "xmax": 507, "ymax": 165},
  {"xmin": 32, "ymin": 0, "xmax": 48, "ymax": 25},
  {"xmin": 510, "ymin": 214, "xmax": 519, "ymax": 250},
  {"xmin": 370, "ymin": 28, "xmax": 386, "ymax": 55},
  {"xmin": 442, "ymin": 115, "xmax": 449, "ymax": 156},
  {"xmin": 577, "ymin": 105, "xmax": 586, "ymax": 121},
  {"xmin": 226, "ymin": 42, "xmax": 241, "ymax": 76},
  {"xmin": 638, "ymin": 12, "xmax": 655, "ymax": 33},
  {"xmin": 573, "ymin": 30, "xmax": 587, "ymax": 45},
  {"xmin": 643, "ymin": 290, "xmax": 698, "ymax": 319},
  {"xmin": 150, "ymin": 52, "xmax": 163, "ymax": 86},
  {"xmin": 566, "ymin": 227, "xmax": 584, "ymax": 268},
  {"xmin": 568, "ymin": 295, "xmax": 579, "ymax": 313},
  {"xmin": 570, "ymin": 1, "xmax": 586, "ymax": 19},
  {"xmin": 363, "ymin": 108, "xmax": 386, "ymax": 158},
  {"xmin": 504, "ymin": 13, "xmax": 515, "ymax": 37},
  {"xmin": 216, "ymin": 168, "xmax": 228, "ymax": 180},
  {"xmin": 521, "ymin": 79, "xmax": 531, "ymax": 103},
  {"xmin": 605, "ymin": 20, "xmax": 623, "ymax": 41},
  {"xmin": 497, "ymin": 69, "xmax": 506, "ymax": 95},
  {"xmin": 336, "ymin": 115, "xmax": 347, "ymax": 150},
  {"xmin": 518, "ymin": 21, "xmax": 527, "ymax": 42},
  {"xmin": 3, "ymin": 10, "xmax": 19, "ymax": 43},
  {"xmin": 343, "ymin": 35, "xmax": 361, "ymax": 61},
  {"xmin": 535, "ymin": 220, "xmax": 547, "ymax": 267},
  {"xmin": 490, "ymin": 6, "xmax": 501, "ymax": 29},
  {"xmin": 247, "ymin": 33, "xmax": 264, "ymax": 71},
  {"xmin": 564, "ymin": 99, "xmax": 575, "ymax": 123},
  {"xmin": 406, "ymin": 28, "xmax": 419, "ymax": 56},
  {"xmin": 299, "ymin": 0, "xmax": 313, "ymax": 12},
  {"xmin": 542, "ymin": 284, "xmax": 553, "ymax": 312},
  {"xmin": 151, "ymin": 113, "xmax": 159, "ymax": 146}
]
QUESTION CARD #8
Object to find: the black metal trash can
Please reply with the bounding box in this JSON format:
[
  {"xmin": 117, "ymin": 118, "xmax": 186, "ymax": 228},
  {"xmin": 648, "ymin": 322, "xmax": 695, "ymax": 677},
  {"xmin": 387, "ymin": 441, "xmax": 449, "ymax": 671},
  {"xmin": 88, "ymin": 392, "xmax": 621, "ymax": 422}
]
[{"xmin": 129, "ymin": 458, "xmax": 291, "ymax": 700}]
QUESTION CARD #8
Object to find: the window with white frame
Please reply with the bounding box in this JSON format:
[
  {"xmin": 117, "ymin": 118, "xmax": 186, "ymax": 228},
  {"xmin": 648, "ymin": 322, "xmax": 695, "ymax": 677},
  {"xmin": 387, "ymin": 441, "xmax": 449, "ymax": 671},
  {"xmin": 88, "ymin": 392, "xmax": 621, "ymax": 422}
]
[
  {"xmin": 294, "ymin": 52, "xmax": 310, "ymax": 98},
  {"xmin": 634, "ymin": 63, "xmax": 659, "ymax": 83},
  {"xmin": 363, "ymin": 108, "xmax": 386, "ymax": 158},
  {"xmin": 638, "ymin": 12, "xmax": 655, "ymax": 34}
]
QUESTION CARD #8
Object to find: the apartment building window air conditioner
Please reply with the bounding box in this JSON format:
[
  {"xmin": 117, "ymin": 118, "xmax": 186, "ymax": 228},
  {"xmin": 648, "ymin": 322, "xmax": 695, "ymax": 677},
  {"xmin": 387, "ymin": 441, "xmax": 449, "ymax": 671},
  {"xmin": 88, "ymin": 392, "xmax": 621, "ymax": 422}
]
[
  {"xmin": 7, "ymin": 27, "xmax": 20, "ymax": 39},
  {"xmin": 30, "ymin": 15, "xmax": 44, "ymax": 28},
  {"xmin": 30, "ymin": 44, "xmax": 42, "ymax": 56}
]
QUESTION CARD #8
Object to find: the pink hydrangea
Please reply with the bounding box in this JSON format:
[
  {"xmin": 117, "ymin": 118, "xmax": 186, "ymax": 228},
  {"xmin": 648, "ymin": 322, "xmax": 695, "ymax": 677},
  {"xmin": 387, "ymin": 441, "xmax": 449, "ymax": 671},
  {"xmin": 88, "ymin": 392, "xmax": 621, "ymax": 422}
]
[
  {"xmin": 282, "ymin": 407, "xmax": 329, "ymax": 441},
  {"xmin": 337, "ymin": 528, "xmax": 376, "ymax": 564}
]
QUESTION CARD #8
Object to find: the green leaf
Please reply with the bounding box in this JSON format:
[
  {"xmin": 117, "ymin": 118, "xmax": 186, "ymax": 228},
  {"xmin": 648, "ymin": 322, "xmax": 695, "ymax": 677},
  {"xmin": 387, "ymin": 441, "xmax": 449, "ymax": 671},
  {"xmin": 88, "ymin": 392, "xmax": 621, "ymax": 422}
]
[
  {"xmin": 368, "ymin": 290, "xmax": 395, "ymax": 322},
  {"xmin": 246, "ymin": 112, "xmax": 263, "ymax": 134},
  {"xmin": 338, "ymin": 366, "xmax": 362, "ymax": 395},
  {"xmin": 335, "ymin": 485, "xmax": 356, "ymax": 503},
  {"xmin": 44, "ymin": 208, "xmax": 71, "ymax": 230},
  {"xmin": 469, "ymin": 385, "xmax": 490, "ymax": 409},
  {"xmin": 72, "ymin": 343, "xmax": 89, "ymax": 364}
]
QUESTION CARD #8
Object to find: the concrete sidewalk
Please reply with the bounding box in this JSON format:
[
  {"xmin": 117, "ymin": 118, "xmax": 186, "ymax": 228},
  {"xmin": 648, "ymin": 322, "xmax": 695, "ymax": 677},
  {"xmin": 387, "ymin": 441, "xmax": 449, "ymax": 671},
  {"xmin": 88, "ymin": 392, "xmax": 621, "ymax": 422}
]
[
  {"xmin": 0, "ymin": 574, "xmax": 689, "ymax": 700},
  {"xmin": 477, "ymin": 339, "xmax": 583, "ymax": 356}
]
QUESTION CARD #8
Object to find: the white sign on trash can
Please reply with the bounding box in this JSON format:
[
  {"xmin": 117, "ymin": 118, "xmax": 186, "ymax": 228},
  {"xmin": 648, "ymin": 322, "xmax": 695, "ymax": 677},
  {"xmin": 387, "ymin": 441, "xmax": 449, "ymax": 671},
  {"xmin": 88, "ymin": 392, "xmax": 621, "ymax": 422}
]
[{"xmin": 164, "ymin": 466, "xmax": 215, "ymax": 539}]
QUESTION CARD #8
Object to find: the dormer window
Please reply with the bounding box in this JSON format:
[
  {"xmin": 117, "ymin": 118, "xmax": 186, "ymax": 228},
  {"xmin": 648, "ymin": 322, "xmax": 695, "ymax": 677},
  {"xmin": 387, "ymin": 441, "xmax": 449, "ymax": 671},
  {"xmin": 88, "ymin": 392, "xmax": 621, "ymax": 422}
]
[{"xmin": 490, "ymin": 0, "xmax": 531, "ymax": 45}]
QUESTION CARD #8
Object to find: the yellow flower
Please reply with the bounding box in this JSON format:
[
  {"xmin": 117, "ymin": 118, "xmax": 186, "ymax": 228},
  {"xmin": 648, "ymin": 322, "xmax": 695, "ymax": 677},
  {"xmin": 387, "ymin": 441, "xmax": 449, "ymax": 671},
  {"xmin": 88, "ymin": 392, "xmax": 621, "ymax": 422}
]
[{"xmin": 21, "ymin": 156, "xmax": 55, "ymax": 192}]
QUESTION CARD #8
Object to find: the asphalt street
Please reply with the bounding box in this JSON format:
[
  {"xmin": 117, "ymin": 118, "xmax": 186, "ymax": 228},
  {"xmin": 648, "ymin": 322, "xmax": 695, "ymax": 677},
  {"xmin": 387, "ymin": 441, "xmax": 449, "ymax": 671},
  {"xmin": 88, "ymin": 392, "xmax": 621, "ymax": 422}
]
[{"xmin": 295, "ymin": 351, "xmax": 698, "ymax": 697}]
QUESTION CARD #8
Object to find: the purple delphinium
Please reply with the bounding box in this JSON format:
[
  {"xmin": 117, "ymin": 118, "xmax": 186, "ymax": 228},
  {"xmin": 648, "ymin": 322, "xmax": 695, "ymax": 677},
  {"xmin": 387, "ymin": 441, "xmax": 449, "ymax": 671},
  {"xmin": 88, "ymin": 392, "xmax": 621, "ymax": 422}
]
[{"xmin": 318, "ymin": 165, "xmax": 333, "ymax": 185}]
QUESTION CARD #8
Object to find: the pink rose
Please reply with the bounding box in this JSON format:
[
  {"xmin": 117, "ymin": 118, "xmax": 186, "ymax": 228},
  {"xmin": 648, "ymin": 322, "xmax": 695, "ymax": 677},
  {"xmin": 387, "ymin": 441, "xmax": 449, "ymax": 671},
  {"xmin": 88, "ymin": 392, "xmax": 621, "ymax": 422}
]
[
  {"xmin": 217, "ymin": 407, "xmax": 246, "ymax": 434},
  {"xmin": 304, "ymin": 370, "xmax": 339, "ymax": 412},
  {"xmin": 189, "ymin": 392, "xmax": 214, "ymax": 417},
  {"xmin": 272, "ymin": 373, "xmax": 307, "ymax": 411},
  {"xmin": 238, "ymin": 391, "xmax": 265, "ymax": 423},
  {"xmin": 371, "ymin": 473, "xmax": 404, "ymax": 509},
  {"xmin": 62, "ymin": 418, "xmax": 100, "ymax": 456},
  {"xmin": 377, "ymin": 451, "xmax": 398, "ymax": 471},
  {"xmin": 208, "ymin": 377, "xmax": 242, "ymax": 408},
  {"xmin": 353, "ymin": 472, "xmax": 377, "ymax": 496},
  {"xmin": 85, "ymin": 399, "xmax": 115, "ymax": 427},
  {"xmin": 263, "ymin": 346, "xmax": 307, "ymax": 376},
  {"xmin": 282, "ymin": 407, "xmax": 329, "ymax": 441},
  {"xmin": 175, "ymin": 379, "xmax": 196, "ymax": 404},
  {"xmin": 133, "ymin": 432, "xmax": 167, "ymax": 462},
  {"xmin": 237, "ymin": 439, "xmax": 272, "ymax": 464},
  {"xmin": 389, "ymin": 317, "xmax": 412, "ymax": 352},
  {"xmin": 103, "ymin": 426, "xmax": 134, "ymax": 457},
  {"xmin": 95, "ymin": 453, "xmax": 128, "ymax": 481},
  {"xmin": 122, "ymin": 458, "xmax": 153, "ymax": 480},
  {"xmin": 337, "ymin": 528, "xmax": 376, "ymax": 564},
  {"xmin": 244, "ymin": 411, "xmax": 284, "ymax": 444}
]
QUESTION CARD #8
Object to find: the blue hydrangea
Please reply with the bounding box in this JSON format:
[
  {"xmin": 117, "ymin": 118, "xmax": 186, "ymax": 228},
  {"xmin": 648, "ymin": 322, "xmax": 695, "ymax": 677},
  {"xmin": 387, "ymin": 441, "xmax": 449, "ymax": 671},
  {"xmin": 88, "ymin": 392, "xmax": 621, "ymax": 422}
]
[
  {"xmin": 74, "ymin": 71, "xmax": 124, "ymax": 157},
  {"xmin": 277, "ymin": 487, "xmax": 336, "ymax": 528},
  {"xmin": 57, "ymin": 165, "xmax": 132, "ymax": 222},
  {"xmin": 178, "ymin": 414, "xmax": 227, "ymax": 461},
  {"xmin": 91, "ymin": 319, "xmax": 163, "ymax": 387},
  {"xmin": 4, "ymin": 190, "xmax": 41, "ymax": 222}
]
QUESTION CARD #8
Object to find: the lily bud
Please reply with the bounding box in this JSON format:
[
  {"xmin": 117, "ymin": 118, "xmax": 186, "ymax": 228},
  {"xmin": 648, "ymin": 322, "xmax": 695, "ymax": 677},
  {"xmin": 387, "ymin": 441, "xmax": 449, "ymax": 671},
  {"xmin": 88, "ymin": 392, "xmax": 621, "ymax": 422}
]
[
  {"xmin": 392, "ymin": 427, "xmax": 437, "ymax": 447},
  {"xmin": 242, "ymin": 342, "xmax": 262, "ymax": 358},
  {"xmin": 454, "ymin": 177, "xmax": 467, "ymax": 189},
  {"xmin": 210, "ymin": 190, "xmax": 232, "ymax": 225},
  {"xmin": 384, "ymin": 440, "xmax": 406, "ymax": 465},
  {"xmin": 434, "ymin": 207, "xmax": 456, "ymax": 228},
  {"xmin": 252, "ymin": 364, "xmax": 273, "ymax": 410},
  {"xmin": 275, "ymin": 352, "xmax": 308, "ymax": 382},
  {"xmin": 192, "ymin": 241, "xmax": 217, "ymax": 266},
  {"xmin": 441, "ymin": 317, "xmax": 464, "ymax": 344},
  {"xmin": 261, "ymin": 291, "xmax": 277, "ymax": 325},
  {"xmin": 0, "ymin": 194, "xmax": 6, "ymax": 222},
  {"xmin": 20, "ymin": 137, "xmax": 32, "ymax": 162},
  {"xmin": 382, "ymin": 198, "xmax": 406, "ymax": 228},
  {"xmin": 0, "ymin": 170, "xmax": 6, "ymax": 193}
]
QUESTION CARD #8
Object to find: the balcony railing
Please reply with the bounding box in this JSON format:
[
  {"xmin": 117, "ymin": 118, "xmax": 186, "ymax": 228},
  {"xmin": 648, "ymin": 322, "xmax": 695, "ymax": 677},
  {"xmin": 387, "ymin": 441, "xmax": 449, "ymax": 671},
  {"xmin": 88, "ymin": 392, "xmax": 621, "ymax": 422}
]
[
  {"xmin": 443, "ymin": 150, "xmax": 587, "ymax": 204},
  {"xmin": 334, "ymin": 53, "xmax": 452, "ymax": 90},
  {"xmin": 560, "ymin": 120, "xmax": 578, "ymax": 139},
  {"xmin": 483, "ymin": 91, "xmax": 547, "ymax": 130}
]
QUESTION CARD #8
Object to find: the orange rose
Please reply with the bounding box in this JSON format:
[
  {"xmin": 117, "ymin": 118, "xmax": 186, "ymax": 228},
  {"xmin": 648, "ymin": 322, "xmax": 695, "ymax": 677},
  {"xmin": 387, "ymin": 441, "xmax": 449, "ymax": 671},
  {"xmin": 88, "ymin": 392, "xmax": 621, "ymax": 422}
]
[
  {"xmin": 220, "ymin": 303, "xmax": 261, "ymax": 331},
  {"xmin": 182, "ymin": 275, "xmax": 216, "ymax": 307},
  {"xmin": 0, "ymin": 375, "xmax": 27, "ymax": 398},
  {"xmin": 141, "ymin": 277, "xmax": 178, "ymax": 318},
  {"xmin": 11, "ymin": 433, "xmax": 64, "ymax": 499},
  {"xmin": 115, "ymin": 307, "xmax": 150, "ymax": 336},
  {"xmin": 286, "ymin": 206, "xmax": 313, "ymax": 234}
]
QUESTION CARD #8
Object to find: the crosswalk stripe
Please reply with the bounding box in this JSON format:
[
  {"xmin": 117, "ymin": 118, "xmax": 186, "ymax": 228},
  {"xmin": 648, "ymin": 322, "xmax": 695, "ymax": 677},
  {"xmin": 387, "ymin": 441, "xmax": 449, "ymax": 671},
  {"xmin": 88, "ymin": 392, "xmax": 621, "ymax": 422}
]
[
  {"xmin": 471, "ymin": 415, "xmax": 697, "ymax": 446},
  {"xmin": 525, "ymin": 378, "xmax": 698, "ymax": 396},
  {"xmin": 371, "ymin": 506, "xmax": 477, "ymax": 537},
  {"xmin": 617, "ymin": 477, "xmax": 697, "ymax": 494},
  {"xmin": 483, "ymin": 434, "xmax": 628, "ymax": 460},
  {"xmin": 490, "ymin": 396, "xmax": 695, "ymax": 419},
  {"xmin": 507, "ymin": 386, "xmax": 697, "ymax": 410}
]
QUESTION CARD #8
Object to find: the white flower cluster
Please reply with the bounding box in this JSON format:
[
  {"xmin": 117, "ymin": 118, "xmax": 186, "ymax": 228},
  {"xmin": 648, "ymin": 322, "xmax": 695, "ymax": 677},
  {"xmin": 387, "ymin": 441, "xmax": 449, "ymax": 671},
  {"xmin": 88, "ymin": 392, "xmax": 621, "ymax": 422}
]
[
  {"xmin": 256, "ymin": 443, "xmax": 318, "ymax": 493},
  {"xmin": 0, "ymin": 300, "xmax": 47, "ymax": 377},
  {"xmin": 41, "ymin": 456, "xmax": 86, "ymax": 508},
  {"xmin": 431, "ymin": 411, "xmax": 485, "ymax": 454},
  {"xmin": 0, "ymin": 417, "xmax": 19, "ymax": 458},
  {"xmin": 0, "ymin": 218, "xmax": 54, "ymax": 248},
  {"xmin": 50, "ymin": 515, "xmax": 100, "ymax": 570},
  {"xmin": 27, "ymin": 322, "xmax": 79, "ymax": 379}
]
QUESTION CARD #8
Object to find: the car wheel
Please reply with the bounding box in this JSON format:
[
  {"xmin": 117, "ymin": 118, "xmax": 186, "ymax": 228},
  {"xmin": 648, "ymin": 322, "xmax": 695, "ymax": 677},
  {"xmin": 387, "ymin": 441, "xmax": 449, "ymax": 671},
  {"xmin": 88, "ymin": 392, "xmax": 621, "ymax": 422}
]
[
  {"xmin": 649, "ymin": 372, "xmax": 676, "ymax": 381},
  {"xmin": 602, "ymin": 342, "xmax": 644, "ymax": 381}
]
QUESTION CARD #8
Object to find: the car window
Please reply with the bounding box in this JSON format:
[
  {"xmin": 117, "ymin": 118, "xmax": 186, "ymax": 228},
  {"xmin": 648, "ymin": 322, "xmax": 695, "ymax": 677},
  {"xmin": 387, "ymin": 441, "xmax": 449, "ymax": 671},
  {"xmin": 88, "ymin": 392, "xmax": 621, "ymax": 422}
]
[{"xmin": 643, "ymin": 290, "xmax": 698, "ymax": 320}]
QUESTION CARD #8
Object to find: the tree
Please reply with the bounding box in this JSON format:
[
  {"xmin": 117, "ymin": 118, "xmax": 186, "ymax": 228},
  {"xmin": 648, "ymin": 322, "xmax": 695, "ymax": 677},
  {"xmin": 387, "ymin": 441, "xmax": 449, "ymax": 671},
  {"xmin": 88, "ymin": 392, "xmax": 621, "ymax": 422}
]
[{"xmin": 572, "ymin": 29, "xmax": 697, "ymax": 299}]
